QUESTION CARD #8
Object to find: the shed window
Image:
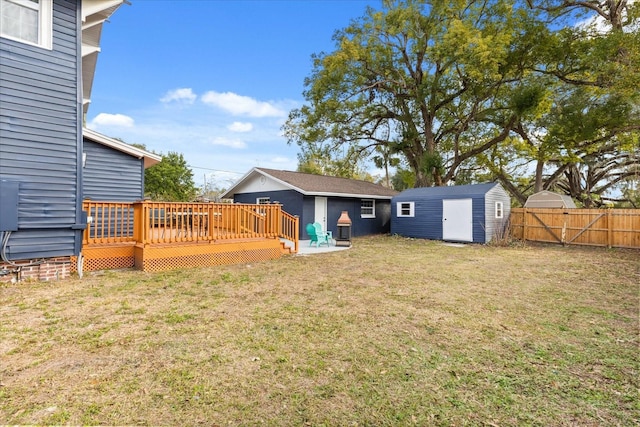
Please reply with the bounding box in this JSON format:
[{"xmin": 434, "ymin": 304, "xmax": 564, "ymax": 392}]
[
  {"xmin": 256, "ymin": 197, "xmax": 270, "ymax": 204},
  {"xmin": 397, "ymin": 202, "xmax": 415, "ymax": 217},
  {"xmin": 361, "ymin": 199, "xmax": 375, "ymax": 218},
  {"xmin": 495, "ymin": 201, "xmax": 504, "ymax": 219},
  {"xmin": 0, "ymin": 0, "xmax": 52, "ymax": 49}
]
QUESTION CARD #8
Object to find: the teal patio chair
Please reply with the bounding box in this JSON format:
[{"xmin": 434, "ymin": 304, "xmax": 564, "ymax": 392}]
[{"xmin": 306, "ymin": 222, "xmax": 331, "ymax": 247}]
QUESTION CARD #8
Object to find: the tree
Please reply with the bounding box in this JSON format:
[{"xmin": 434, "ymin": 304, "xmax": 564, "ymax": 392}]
[
  {"xmin": 526, "ymin": 0, "xmax": 639, "ymax": 31},
  {"xmin": 295, "ymin": 141, "xmax": 372, "ymax": 180},
  {"xmin": 144, "ymin": 152, "xmax": 197, "ymax": 202},
  {"xmin": 284, "ymin": 0, "xmax": 638, "ymax": 206},
  {"xmin": 483, "ymin": 0, "xmax": 640, "ymax": 205},
  {"xmin": 283, "ymin": 0, "xmax": 533, "ymax": 187}
]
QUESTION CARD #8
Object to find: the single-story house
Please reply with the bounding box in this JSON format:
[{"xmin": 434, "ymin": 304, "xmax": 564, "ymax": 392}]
[
  {"xmin": 524, "ymin": 191, "xmax": 577, "ymax": 209},
  {"xmin": 391, "ymin": 183, "xmax": 511, "ymax": 243},
  {"xmin": 222, "ymin": 168, "xmax": 398, "ymax": 238}
]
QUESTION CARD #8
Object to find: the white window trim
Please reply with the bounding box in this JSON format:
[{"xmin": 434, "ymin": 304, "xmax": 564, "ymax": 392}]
[
  {"xmin": 397, "ymin": 201, "xmax": 415, "ymax": 217},
  {"xmin": 360, "ymin": 199, "xmax": 375, "ymax": 218},
  {"xmin": 256, "ymin": 197, "xmax": 270, "ymax": 205},
  {"xmin": 495, "ymin": 201, "xmax": 504, "ymax": 219},
  {"xmin": 0, "ymin": 0, "xmax": 52, "ymax": 49}
]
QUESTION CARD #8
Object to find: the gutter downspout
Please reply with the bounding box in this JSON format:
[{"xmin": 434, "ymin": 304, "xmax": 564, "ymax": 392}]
[{"xmin": 74, "ymin": 2, "xmax": 87, "ymax": 266}]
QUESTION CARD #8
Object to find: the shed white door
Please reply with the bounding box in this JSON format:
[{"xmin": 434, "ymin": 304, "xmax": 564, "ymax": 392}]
[
  {"xmin": 314, "ymin": 197, "xmax": 328, "ymax": 231},
  {"xmin": 442, "ymin": 198, "xmax": 473, "ymax": 242}
]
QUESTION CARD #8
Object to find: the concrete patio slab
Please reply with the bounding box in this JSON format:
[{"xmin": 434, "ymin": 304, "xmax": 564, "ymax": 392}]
[{"xmin": 281, "ymin": 239, "xmax": 351, "ymax": 255}]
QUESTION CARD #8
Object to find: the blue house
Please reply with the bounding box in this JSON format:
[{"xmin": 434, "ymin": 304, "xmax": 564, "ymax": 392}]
[
  {"xmin": 222, "ymin": 168, "xmax": 398, "ymax": 239},
  {"xmin": 0, "ymin": 0, "xmax": 127, "ymax": 281},
  {"xmin": 83, "ymin": 128, "xmax": 160, "ymax": 202},
  {"xmin": 391, "ymin": 183, "xmax": 511, "ymax": 244}
]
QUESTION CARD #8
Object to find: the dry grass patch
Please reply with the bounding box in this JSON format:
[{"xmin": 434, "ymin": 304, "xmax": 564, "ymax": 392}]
[{"xmin": 1, "ymin": 235, "xmax": 638, "ymax": 426}]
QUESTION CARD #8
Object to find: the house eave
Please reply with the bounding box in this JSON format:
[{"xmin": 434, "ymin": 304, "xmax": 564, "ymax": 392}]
[
  {"xmin": 221, "ymin": 167, "xmax": 396, "ymax": 200},
  {"xmin": 83, "ymin": 128, "xmax": 162, "ymax": 168},
  {"xmin": 301, "ymin": 191, "xmax": 394, "ymax": 200},
  {"xmin": 81, "ymin": 0, "xmax": 126, "ymax": 116}
]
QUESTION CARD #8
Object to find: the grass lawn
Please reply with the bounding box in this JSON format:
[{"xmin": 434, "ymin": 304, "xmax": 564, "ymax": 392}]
[{"xmin": 1, "ymin": 235, "xmax": 638, "ymax": 426}]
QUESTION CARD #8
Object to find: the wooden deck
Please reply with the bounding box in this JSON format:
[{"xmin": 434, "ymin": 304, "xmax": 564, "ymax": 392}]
[{"xmin": 78, "ymin": 201, "xmax": 299, "ymax": 273}]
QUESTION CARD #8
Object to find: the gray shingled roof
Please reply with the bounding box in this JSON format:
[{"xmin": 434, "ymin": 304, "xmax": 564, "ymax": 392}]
[{"xmin": 257, "ymin": 168, "xmax": 398, "ymax": 198}]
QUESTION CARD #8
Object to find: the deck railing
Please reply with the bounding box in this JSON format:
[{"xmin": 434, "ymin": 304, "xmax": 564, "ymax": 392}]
[
  {"xmin": 84, "ymin": 201, "xmax": 135, "ymax": 245},
  {"xmin": 83, "ymin": 200, "xmax": 299, "ymax": 251}
]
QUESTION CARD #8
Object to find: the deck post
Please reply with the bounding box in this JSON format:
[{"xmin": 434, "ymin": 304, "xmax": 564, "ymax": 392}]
[
  {"xmin": 275, "ymin": 203, "xmax": 282, "ymax": 237},
  {"xmin": 133, "ymin": 201, "xmax": 146, "ymax": 245}
]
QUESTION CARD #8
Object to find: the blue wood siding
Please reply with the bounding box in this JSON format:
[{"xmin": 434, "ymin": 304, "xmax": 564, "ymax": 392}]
[
  {"xmin": 391, "ymin": 184, "xmax": 511, "ymax": 243},
  {"xmin": 391, "ymin": 196, "xmax": 444, "ymax": 240},
  {"xmin": 235, "ymin": 190, "xmax": 305, "ymax": 235},
  {"xmin": 470, "ymin": 196, "xmax": 486, "ymax": 243},
  {"xmin": 323, "ymin": 197, "xmax": 391, "ymax": 237},
  {"xmin": 233, "ymin": 191, "xmax": 391, "ymax": 238},
  {"xmin": 82, "ymin": 139, "xmax": 144, "ymax": 201},
  {"xmin": 0, "ymin": 0, "xmax": 82, "ymax": 260}
]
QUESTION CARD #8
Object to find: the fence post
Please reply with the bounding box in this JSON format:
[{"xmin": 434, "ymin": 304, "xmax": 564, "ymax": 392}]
[
  {"xmin": 607, "ymin": 209, "xmax": 613, "ymax": 249},
  {"xmin": 522, "ymin": 208, "xmax": 528, "ymax": 242}
]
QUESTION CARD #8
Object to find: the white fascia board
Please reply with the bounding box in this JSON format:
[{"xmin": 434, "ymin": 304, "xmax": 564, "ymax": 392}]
[
  {"xmin": 256, "ymin": 169, "xmax": 304, "ymax": 193},
  {"xmin": 83, "ymin": 128, "xmax": 162, "ymax": 168},
  {"xmin": 81, "ymin": 0, "xmax": 124, "ymax": 22}
]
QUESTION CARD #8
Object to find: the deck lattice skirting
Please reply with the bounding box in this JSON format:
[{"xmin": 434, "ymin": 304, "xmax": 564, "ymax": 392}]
[{"xmin": 134, "ymin": 239, "xmax": 283, "ymax": 272}]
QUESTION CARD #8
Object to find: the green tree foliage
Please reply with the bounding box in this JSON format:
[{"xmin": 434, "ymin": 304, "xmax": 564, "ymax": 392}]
[
  {"xmin": 284, "ymin": 0, "xmax": 639, "ymax": 206},
  {"xmin": 486, "ymin": 0, "xmax": 640, "ymax": 206},
  {"xmin": 296, "ymin": 141, "xmax": 375, "ymax": 181},
  {"xmin": 144, "ymin": 152, "xmax": 197, "ymax": 202},
  {"xmin": 283, "ymin": 0, "xmax": 536, "ymax": 187}
]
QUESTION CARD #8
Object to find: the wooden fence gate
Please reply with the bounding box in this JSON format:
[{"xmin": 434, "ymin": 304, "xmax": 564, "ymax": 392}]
[{"xmin": 510, "ymin": 208, "xmax": 640, "ymax": 249}]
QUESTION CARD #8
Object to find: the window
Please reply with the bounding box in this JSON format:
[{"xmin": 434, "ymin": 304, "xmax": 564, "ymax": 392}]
[
  {"xmin": 495, "ymin": 201, "xmax": 504, "ymax": 219},
  {"xmin": 397, "ymin": 201, "xmax": 415, "ymax": 217},
  {"xmin": 256, "ymin": 197, "xmax": 270, "ymax": 205},
  {"xmin": 360, "ymin": 199, "xmax": 375, "ymax": 218},
  {"xmin": 0, "ymin": 0, "xmax": 52, "ymax": 49}
]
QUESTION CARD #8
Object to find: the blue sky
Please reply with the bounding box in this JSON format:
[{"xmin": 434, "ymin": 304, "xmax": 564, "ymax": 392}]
[{"xmin": 87, "ymin": 0, "xmax": 381, "ymax": 190}]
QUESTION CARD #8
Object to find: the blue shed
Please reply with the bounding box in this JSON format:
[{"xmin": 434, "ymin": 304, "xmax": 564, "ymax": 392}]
[{"xmin": 391, "ymin": 183, "xmax": 511, "ymax": 244}]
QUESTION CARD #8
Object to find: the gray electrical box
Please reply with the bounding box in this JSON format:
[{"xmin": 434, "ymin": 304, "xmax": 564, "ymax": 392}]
[{"xmin": 0, "ymin": 180, "xmax": 19, "ymax": 232}]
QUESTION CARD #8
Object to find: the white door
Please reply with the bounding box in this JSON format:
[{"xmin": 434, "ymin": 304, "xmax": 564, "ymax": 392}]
[
  {"xmin": 442, "ymin": 198, "xmax": 473, "ymax": 242},
  {"xmin": 314, "ymin": 197, "xmax": 328, "ymax": 231}
]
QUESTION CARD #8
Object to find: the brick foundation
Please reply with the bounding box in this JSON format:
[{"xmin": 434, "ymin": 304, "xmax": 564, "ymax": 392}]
[{"xmin": 0, "ymin": 257, "xmax": 72, "ymax": 283}]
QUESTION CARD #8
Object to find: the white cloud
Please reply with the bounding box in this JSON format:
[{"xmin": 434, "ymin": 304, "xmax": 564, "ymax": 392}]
[
  {"xmin": 227, "ymin": 121, "xmax": 254, "ymax": 132},
  {"xmin": 160, "ymin": 88, "xmax": 197, "ymax": 104},
  {"xmin": 209, "ymin": 136, "xmax": 247, "ymax": 149},
  {"xmin": 200, "ymin": 91, "xmax": 287, "ymax": 117},
  {"xmin": 87, "ymin": 113, "xmax": 134, "ymax": 128}
]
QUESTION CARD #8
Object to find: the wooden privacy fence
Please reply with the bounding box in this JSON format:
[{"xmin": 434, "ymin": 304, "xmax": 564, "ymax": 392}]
[{"xmin": 510, "ymin": 208, "xmax": 640, "ymax": 249}]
